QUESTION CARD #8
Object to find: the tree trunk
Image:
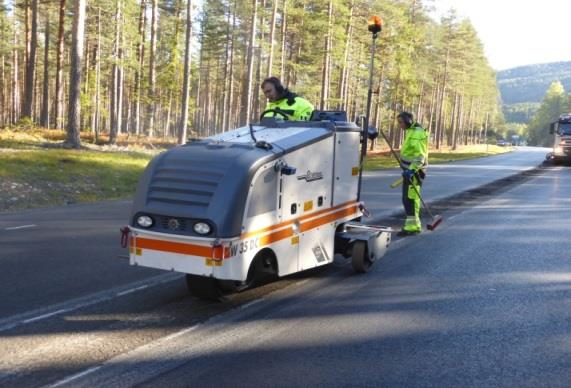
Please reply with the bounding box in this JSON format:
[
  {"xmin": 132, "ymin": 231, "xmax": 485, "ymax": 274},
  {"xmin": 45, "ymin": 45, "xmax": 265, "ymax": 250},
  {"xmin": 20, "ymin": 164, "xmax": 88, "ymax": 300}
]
[
  {"xmin": 24, "ymin": 0, "xmax": 30, "ymax": 71},
  {"xmin": 194, "ymin": 22, "xmax": 204, "ymax": 134},
  {"xmin": 436, "ymin": 49, "xmax": 449, "ymax": 149},
  {"xmin": 253, "ymin": 0, "xmax": 266, "ymax": 121},
  {"xmin": 225, "ymin": 3, "xmax": 237, "ymax": 132},
  {"xmin": 427, "ymin": 84, "xmax": 437, "ymax": 134},
  {"xmin": 133, "ymin": 0, "xmax": 146, "ymax": 136},
  {"xmin": 337, "ymin": 0, "xmax": 353, "ymax": 110},
  {"xmin": 240, "ymin": 0, "xmax": 258, "ymax": 125},
  {"xmin": 221, "ymin": 1, "xmax": 234, "ymax": 132},
  {"xmin": 0, "ymin": 54, "xmax": 5, "ymax": 127},
  {"xmin": 266, "ymin": 0, "xmax": 278, "ymax": 76},
  {"xmin": 110, "ymin": 0, "xmax": 123, "ymax": 145},
  {"xmin": 92, "ymin": 7, "xmax": 102, "ymax": 141},
  {"xmin": 450, "ymin": 91, "xmax": 459, "ymax": 149},
  {"xmin": 146, "ymin": 0, "xmax": 158, "ymax": 137},
  {"xmin": 319, "ymin": 0, "xmax": 333, "ymax": 110},
  {"xmin": 416, "ymin": 80, "xmax": 424, "ymax": 123},
  {"xmin": 23, "ymin": 0, "xmax": 38, "ymax": 119},
  {"xmin": 117, "ymin": 45, "xmax": 124, "ymax": 137},
  {"xmin": 66, "ymin": 0, "xmax": 86, "ymax": 148},
  {"xmin": 40, "ymin": 11, "xmax": 49, "ymax": 127},
  {"xmin": 279, "ymin": 0, "xmax": 287, "ymax": 78},
  {"xmin": 178, "ymin": 0, "xmax": 193, "ymax": 144},
  {"xmin": 165, "ymin": 90, "xmax": 173, "ymax": 138},
  {"xmin": 55, "ymin": 0, "xmax": 66, "ymax": 129},
  {"xmin": 12, "ymin": 29, "xmax": 20, "ymax": 124}
]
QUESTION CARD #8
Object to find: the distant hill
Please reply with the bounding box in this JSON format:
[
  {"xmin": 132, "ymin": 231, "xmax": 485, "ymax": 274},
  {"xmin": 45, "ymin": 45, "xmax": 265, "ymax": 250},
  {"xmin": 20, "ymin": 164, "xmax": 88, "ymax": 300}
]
[
  {"xmin": 498, "ymin": 61, "xmax": 571, "ymax": 105},
  {"xmin": 497, "ymin": 61, "xmax": 571, "ymax": 123}
]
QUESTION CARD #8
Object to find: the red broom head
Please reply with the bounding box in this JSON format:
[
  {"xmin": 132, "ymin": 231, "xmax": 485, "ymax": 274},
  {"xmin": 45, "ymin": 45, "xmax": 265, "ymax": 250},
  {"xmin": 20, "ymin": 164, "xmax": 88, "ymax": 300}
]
[{"xmin": 427, "ymin": 216, "xmax": 443, "ymax": 231}]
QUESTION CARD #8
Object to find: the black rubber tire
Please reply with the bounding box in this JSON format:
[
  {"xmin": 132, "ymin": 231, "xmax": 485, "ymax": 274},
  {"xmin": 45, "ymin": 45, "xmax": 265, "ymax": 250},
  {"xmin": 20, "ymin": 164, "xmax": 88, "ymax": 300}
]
[
  {"xmin": 351, "ymin": 240, "xmax": 374, "ymax": 273},
  {"xmin": 186, "ymin": 274, "xmax": 224, "ymax": 301}
]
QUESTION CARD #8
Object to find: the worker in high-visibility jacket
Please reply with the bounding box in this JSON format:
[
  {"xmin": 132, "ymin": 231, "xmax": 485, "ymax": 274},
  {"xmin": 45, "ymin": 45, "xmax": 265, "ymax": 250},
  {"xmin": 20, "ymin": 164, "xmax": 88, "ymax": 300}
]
[
  {"xmin": 261, "ymin": 77, "xmax": 314, "ymax": 121},
  {"xmin": 397, "ymin": 111, "xmax": 429, "ymax": 237}
]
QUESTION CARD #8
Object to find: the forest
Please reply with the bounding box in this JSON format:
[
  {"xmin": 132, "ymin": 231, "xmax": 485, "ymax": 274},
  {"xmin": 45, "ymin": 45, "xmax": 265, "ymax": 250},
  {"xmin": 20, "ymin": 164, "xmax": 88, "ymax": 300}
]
[
  {"xmin": 0, "ymin": 0, "xmax": 501, "ymax": 150},
  {"xmin": 498, "ymin": 61, "xmax": 571, "ymax": 105},
  {"xmin": 527, "ymin": 81, "xmax": 571, "ymax": 146}
]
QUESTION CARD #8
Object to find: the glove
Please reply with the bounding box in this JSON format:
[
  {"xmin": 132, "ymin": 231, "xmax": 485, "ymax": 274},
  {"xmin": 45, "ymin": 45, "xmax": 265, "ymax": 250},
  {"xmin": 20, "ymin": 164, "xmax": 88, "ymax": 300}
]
[{"xmin": 402, "ymin": 169, "xmax": 415, "ymax": 181}]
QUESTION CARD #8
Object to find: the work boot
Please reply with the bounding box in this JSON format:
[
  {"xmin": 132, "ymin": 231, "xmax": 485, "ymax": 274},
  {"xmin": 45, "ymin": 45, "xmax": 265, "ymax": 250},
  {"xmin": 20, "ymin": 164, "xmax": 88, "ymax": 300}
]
[{"xmin": 396, "ymin": 229, "xmax": 421, "ymax": 237}]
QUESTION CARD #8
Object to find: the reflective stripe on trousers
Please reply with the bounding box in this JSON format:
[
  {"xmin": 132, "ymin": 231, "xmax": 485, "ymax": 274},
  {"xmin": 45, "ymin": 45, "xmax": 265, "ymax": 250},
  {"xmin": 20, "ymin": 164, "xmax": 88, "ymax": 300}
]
[{"xmin": 402, "ymin": 176, "xmax": 422, "ymax": 232}]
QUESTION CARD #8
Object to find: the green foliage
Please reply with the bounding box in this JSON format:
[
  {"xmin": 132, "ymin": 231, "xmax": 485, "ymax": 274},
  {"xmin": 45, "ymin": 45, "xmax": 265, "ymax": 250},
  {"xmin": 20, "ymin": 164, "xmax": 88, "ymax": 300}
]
[
  {"xmin": 502, "ymin": 103, "xmax": 540, "ymax": 124},
  {"xmin": 497, "ymin": 122, "xmax": 527, "ymax": 142},
  {"xmin": 1, "ymin": 0, "xmax": 500, "ymax": 148},
  {"xmin": 527, "ymin": 81, "xmax": 568, "ymax": 146}
]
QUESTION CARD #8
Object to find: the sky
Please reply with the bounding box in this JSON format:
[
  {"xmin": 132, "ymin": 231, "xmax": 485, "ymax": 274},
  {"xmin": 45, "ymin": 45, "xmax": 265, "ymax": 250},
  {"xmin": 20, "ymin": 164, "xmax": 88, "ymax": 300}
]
[{"xmin": 430, "ymin": 0, "xmax": 571, "ymax": 70}]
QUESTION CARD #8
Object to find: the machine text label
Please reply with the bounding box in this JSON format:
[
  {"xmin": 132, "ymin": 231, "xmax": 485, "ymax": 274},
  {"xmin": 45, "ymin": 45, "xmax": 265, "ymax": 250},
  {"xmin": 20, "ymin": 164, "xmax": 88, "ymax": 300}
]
[
  {"xmin": 297, "ymin": 170, "xmax": 324, "ymax": 182},
  {"xmin": 230, "ymin": 238, "xmax": 260, "ymax": 256}
]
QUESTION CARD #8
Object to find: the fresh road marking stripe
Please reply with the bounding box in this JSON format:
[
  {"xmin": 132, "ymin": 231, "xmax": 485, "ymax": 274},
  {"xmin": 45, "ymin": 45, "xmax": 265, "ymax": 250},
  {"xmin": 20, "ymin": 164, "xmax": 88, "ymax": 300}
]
[
  {"xmin": 240, "ymin": 299, "xmax": 263, "ymax": 310},
  {"xmin": 160, "ymin": 325, "xmax": 199, "ymax": 343},
  {"xmin": 5, "ymin": 224, "xmax": 37, "ymax": 231},
  {"xmin": 0, "ymin": 273, "xmax": 181, "ymax": 333},
  {"xmin": 116, "ymin": 285, "xmax": 149, "ymax": 297},
  {"xmin": 22, "ymin": 309, "xmax": 70, "ymax": 324},
  {"xmin": 47, "ymin": 324, "xmax": 200, "ymax": 387},
  {"xmin": 48, "ymin": 366, "xmax": 102, "ymax": 387}
]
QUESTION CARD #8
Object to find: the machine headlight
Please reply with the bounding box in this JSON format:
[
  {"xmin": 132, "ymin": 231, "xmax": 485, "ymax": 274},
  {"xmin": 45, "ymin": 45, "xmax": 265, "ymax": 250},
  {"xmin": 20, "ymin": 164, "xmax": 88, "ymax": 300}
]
[
  {"xmin": 193, "ymin": 222, "xmax": 211, "ymax": 235},
  {"xmin": 555, "ymin": 146, "xmax": 564, "ymax": 154},
  {"xmin": 136, "ymin": 215, "xmax": 154, "ymax": 228}
]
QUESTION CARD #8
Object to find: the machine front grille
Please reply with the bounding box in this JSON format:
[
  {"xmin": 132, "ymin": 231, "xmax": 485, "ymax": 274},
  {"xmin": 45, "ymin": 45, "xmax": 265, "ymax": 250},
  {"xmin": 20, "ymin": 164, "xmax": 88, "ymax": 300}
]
[{"xmin": 147, "ymin": 162, "xmax": 226, "ymax": 208}]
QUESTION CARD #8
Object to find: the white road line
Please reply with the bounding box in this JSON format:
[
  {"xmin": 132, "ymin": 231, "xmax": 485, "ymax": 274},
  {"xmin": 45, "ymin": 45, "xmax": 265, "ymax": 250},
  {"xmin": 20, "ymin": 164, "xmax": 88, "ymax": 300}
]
[
  {"xmin": 22, "ymin": 309, "xmax": 70, "ymax": 324},
  {"xmin": 240, "ymin": 299, "xmax": 263, "ymax": 310},
  {"xmin": 116, "ymin": 284, "xmax": 149, "ymax": 297},
  {"xmin": 5, "ymin": 224, "xmax": 37, "ymax": 231},
  {"xmin": 160, "ymin": 325, "xmax": 199, "ymax": 343},
  {"xmin": 46, "ymin": 325, "xmax": 200, "ymax": 387},
  {"xmin": 0, "ymin": 273, "xmax": 182, "ymax": 333},
  {"xmin": 49, "ymin": 272, "xmax": 332, "ymax": 387},
  {"xmin": 47, "ymin": 366, "xmax": 102, "ymax": 388}
]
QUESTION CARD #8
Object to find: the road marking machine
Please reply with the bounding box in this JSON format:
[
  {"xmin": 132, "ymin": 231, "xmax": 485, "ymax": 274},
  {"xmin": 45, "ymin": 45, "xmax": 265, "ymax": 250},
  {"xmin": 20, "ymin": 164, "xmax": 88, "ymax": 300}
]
[{"xmin": 122, "ymin": 16, "xmax": 393, "ymax": 299}]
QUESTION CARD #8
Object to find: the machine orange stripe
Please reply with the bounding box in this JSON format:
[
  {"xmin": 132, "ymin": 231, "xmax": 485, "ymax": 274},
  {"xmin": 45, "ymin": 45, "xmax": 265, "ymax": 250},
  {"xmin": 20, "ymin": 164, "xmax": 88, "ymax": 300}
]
[
  {"xmin": 255, "ymin": 205, "xmax": 358, "ymax": 248},
  {"xmin": 134, "ymin": 237, "xmax": 229, "ymax": 259},
  {"xmin": 132, "ymin": 203, "xmax": 358, "ymax": 258},
  {"xmin": 300, "ymin": 205, "xmax": 358, "ymax": 233},
  {"xmin": 259, "ymin": 227, "xmax": 294, "ymax": 246},
  {"xmin": 241, "ymin": 200, "xmax": 357, "ymax": 239}
]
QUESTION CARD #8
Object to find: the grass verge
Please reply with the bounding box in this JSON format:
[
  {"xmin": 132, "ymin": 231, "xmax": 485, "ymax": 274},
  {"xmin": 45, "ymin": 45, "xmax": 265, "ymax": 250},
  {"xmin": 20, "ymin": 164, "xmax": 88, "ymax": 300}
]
[
  {"xmin": 364, "ymin": 144, "xmax": 512, "ymax": 170},
  {"xmin": 0, "ymin": 129, "xmax": 159, "ymax": 212}
]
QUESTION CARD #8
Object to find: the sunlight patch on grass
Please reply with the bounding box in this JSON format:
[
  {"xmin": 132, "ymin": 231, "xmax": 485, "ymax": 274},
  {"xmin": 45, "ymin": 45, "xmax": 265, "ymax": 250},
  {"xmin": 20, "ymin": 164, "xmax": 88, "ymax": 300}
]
[{"xmin": 0, "ymin": 146, "xmax": 156, "ymax": 211}]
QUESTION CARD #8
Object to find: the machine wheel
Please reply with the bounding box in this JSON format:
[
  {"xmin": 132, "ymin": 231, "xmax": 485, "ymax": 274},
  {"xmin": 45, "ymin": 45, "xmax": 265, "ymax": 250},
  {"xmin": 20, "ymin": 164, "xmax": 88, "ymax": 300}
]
[
  {"xmin": 351, "ymin": 240, "xmax": 374, "ymax": 273},
  {"xmin": 186, "ymin": 274, "xmax": 224, "ymax": 301}
]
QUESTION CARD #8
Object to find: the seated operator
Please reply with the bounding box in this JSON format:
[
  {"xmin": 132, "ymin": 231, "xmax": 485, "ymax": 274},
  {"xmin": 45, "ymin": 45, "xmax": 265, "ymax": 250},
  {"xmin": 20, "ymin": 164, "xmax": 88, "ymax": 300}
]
[{"xmin": 260, "ymin": 77, "xmax": 314, "ymax": 121}]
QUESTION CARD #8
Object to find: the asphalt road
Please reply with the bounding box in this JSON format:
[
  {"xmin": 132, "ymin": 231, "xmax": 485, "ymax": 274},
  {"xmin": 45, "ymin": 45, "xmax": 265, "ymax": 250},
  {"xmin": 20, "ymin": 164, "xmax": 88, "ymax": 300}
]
[
  {"xmin": 0, "ymin": 146, "xmax": 557, "ymax": 387},
  {"xmin": 68, "ymin": 161, "xmax": 571, "ymax": 387},
  {"xmin": 362, "ymin": 146, "xmax": 548, "ymax": 218},
  {"xmin": 0, "ymin": 148, "xmax": 546, "ymax": 319}
]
